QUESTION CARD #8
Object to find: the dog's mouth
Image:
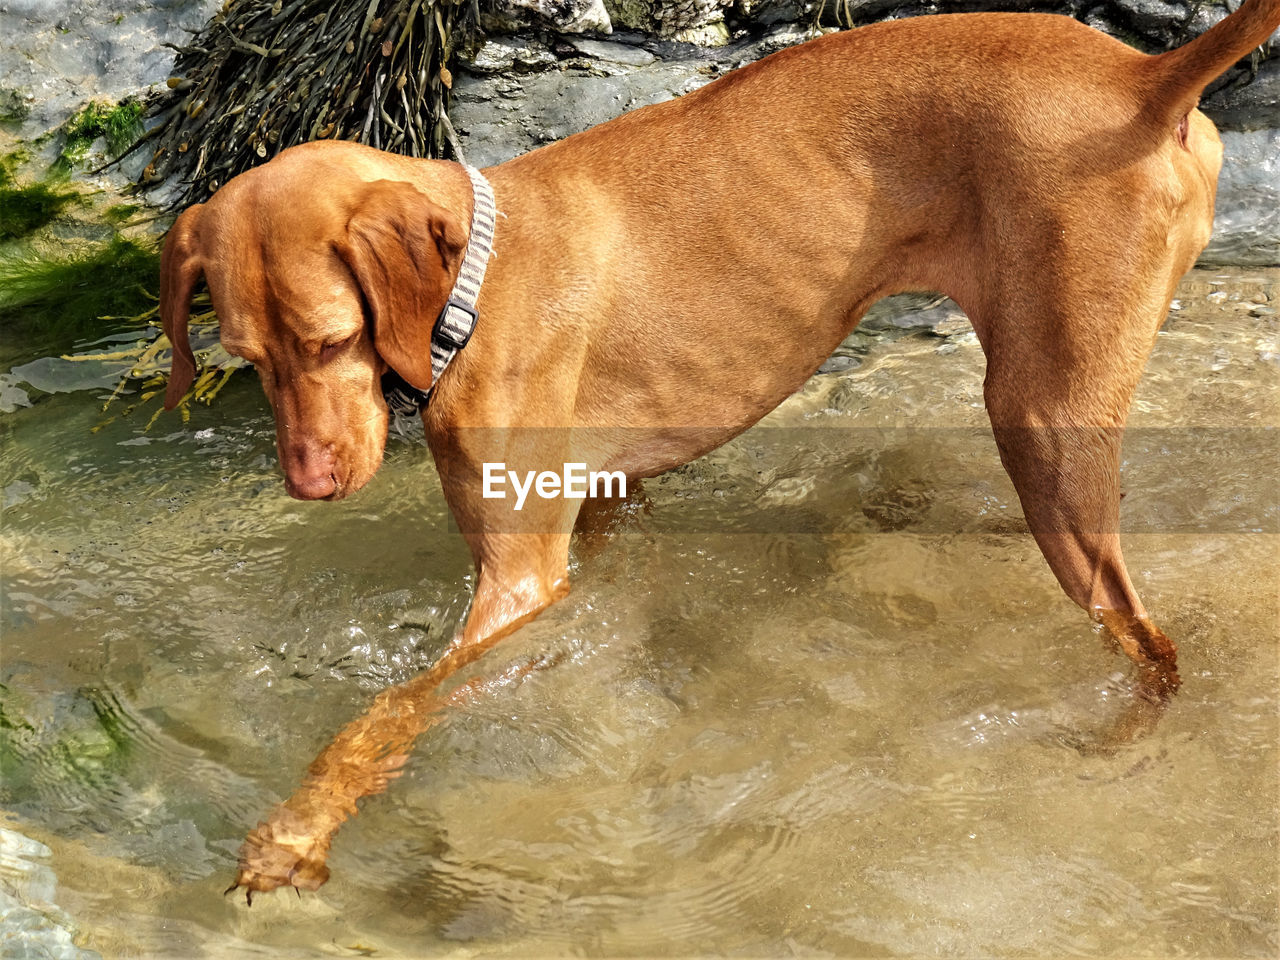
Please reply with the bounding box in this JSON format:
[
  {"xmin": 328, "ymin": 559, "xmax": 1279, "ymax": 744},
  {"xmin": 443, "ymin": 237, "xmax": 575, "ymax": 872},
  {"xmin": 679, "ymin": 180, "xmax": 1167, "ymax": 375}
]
[
  {"xmin": 285, "ymin": 472, "xmax": 345, "ymax": 501},
  {"xmin": 284, "ymin": 469, "xmax": 370, "ymax": 502},
  {"xmin": 277, "ymin": 409, "xmax": 389, "ymax": 503},
  {"xmin": 283, "ymin": 454, "xmax": 384, "ymax": 502}
]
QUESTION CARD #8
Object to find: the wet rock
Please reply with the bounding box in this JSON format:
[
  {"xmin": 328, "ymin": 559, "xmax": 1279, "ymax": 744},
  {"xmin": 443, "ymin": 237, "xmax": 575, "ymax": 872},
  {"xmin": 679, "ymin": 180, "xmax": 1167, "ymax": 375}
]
[
  {"xmin": 1202, "ymin": 128, "xmax": 1280, "ymax": 267},
  {"xmin": 929, "ymin": 315, "xmax": 974, "ymax": 338},
  {"xmin": 452, "ymin": 24, "xmax": 814, "ymax": 166},
  {"xmin": 605, "ymin": 0, "xmax": 817, "ymax": 38},
  {"xmin": 490, "ymin": 0, "xmax": 615, "ymax": 33},
  {"xmin": 608, "ymin": 0, "xmax": 733, "ymax": 42},
  {"xmin": 0, "ymin": 0, "xmax": 219, "ymax": 139},
  {"xmin": 453, "ymin": 32, "xmax": 730, "ymax": 166},
  {"xmin": 468, "ymin": 36, "xmax": 562, "ymax": 74},
  {"xmin": 735, "ymin": 0, "xmax": 816, "ymax": 27},
  {"xmin": 1203, "ymin": 56, "xmax": 1280, "ymax": 132},
  {"xmin": 566, "ymin": 36, "xmax": 659, "ymax": 65},
  {"xmin": 851, "ymin": 294, "xmax": 971, "ymax": 333},
  {"xmin": 1104, "ymin": 0, "xmax": 1203, "ymax": 37},
  {"xmin": 650, "ymin": 0, "xmax": 733, "ymax": 42},
  {"xmin": 883, "ymin": 299, "xmax": 969, "ymax": 332},
  {"xmin": 818, "ymin": 353, "xmax": 861, "ymax": 373}
]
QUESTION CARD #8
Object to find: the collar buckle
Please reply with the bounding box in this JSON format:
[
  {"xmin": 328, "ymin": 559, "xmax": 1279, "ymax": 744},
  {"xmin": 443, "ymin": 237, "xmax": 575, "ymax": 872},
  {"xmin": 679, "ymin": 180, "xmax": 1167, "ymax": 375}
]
[
  {"xmin": 381, "ymin": 164, "xmax": 495, "ymax": 416},
  {"xmin": 433, "ymin": 298, "xmax": 478, "ymax": 350}
]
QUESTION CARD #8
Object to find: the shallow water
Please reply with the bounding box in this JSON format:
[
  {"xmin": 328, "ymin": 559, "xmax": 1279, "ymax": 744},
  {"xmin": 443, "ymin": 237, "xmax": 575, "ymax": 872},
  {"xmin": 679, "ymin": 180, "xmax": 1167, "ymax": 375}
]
[{"xmin": 1, "ymin": 268, "xmax": 1276, "ymax": 957}]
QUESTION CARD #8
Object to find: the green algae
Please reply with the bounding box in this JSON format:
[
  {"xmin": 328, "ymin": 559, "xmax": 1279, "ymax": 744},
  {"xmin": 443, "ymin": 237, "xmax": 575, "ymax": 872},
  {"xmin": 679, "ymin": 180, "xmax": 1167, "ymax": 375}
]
[
  {"xmin": 0, "ymin": 180, "xmax": 84, "ymax": 241},
  {"xmin": 56, "ymin": 98, "xmax": 145, "ymax": 172},
  {"xmin": 0, "ymin": 88, "xmax": 29, "ymax": 124},
  {"xmin": 0, "ymin": 235, "xmax": 160, "ymax": 339}
]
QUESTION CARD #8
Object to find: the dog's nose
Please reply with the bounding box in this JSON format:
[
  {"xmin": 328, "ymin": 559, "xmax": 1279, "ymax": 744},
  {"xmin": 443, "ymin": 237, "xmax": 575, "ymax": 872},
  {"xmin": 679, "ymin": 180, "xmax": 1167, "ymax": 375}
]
[
  {"xmin": 286, "ymin": 471, "xmax": 338, "ymax": 500},
  {"xmin": 282, "ymin": 441, "xmax": 339, "ymax": 500}
]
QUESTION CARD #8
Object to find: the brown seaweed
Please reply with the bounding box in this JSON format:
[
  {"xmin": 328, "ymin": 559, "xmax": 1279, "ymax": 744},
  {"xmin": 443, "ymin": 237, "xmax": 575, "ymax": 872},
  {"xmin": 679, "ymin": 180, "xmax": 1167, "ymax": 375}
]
[{"xmin": 130, "ymin": 0, "xmax": 478, "ymax": 208}]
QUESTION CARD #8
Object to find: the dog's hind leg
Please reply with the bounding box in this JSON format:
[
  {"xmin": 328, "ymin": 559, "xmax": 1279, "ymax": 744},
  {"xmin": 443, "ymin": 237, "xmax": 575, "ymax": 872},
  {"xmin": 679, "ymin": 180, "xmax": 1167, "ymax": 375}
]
[{"xmin": 966, "ymin": 251, "xmax": 1192, "ymax": 699}]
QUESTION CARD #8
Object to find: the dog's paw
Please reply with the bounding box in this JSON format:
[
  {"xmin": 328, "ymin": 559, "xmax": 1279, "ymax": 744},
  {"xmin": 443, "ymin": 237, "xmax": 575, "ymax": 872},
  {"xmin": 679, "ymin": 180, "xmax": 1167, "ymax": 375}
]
[
  {"xmin": 225, "ymin": 816, "xmax": 331, "ymax": 905},
  {"xmin": 1098, "ymin": 610, "xmax": 1181, "ymax": 700}
]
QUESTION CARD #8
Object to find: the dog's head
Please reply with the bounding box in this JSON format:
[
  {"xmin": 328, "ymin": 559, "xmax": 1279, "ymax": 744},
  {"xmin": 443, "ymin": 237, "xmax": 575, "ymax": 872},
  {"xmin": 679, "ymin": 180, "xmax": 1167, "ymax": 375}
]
[{"xmin": 161, "ymin": 150, "xmax": 467, "ymax": 500}]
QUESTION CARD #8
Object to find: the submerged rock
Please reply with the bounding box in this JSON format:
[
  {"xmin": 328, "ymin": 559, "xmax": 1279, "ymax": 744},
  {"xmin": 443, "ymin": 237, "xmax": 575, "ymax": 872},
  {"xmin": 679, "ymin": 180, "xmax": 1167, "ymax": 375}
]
[{"xmin": 0, "ymin": 828, "xmax": 101, "ymax": 960}]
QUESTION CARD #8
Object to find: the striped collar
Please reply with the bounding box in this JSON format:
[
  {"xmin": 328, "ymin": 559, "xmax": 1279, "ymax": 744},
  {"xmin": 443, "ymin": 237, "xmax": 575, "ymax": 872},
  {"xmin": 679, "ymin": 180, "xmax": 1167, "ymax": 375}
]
[{"xmin": 383, "ymin": 164, "xmax": 497, "ymax": 415}]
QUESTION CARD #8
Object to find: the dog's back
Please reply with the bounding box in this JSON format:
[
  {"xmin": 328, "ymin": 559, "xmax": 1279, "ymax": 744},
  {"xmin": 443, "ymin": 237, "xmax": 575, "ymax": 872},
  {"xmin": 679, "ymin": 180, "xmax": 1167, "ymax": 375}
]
[{"xmin": 488, "ymin": 6, "xmax": 1278, "ymax": 448}]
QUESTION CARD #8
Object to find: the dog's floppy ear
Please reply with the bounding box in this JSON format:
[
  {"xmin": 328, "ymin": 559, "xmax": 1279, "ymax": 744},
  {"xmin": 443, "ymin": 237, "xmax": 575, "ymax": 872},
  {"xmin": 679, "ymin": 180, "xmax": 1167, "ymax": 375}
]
[
  {"xmin": 160, "ymin": 203, "xmax": 205, "ymax": 410},
  {"xmin": 338, "ymin": 179, "xmax": 467, "ymax": 392}
]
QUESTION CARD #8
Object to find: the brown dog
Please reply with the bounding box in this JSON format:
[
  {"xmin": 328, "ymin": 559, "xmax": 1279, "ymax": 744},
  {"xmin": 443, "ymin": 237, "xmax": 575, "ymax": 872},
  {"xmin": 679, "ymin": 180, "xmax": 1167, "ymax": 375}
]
[{"xmin": 160, "ymin": 1, "xmax": 1280, "ymax": 899}]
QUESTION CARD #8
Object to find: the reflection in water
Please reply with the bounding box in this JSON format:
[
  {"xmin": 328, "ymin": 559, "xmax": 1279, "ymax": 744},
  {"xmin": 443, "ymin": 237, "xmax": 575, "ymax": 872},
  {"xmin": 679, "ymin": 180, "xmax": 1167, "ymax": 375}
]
[{"xmin": 0, "ymin": 269, "xmax": 1276, "ymax": 955}]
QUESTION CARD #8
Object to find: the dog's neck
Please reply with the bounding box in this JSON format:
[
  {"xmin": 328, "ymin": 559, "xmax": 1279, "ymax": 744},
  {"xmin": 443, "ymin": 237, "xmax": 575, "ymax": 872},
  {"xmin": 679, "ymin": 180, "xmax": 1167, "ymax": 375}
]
[
  {"xmin": 402, "ymin": 159, "xmax": 472, "ymax": 224},
  {"xmin": 426, "ymin": 165, "xmax": 496, "ymax": 393}
]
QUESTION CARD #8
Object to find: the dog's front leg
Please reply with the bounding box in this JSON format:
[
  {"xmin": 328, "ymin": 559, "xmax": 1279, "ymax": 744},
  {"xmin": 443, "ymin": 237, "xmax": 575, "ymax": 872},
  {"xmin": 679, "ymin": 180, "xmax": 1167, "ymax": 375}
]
[{"xmin": 228, "ymin": 520, "xmax": 575, "ymax": 902}]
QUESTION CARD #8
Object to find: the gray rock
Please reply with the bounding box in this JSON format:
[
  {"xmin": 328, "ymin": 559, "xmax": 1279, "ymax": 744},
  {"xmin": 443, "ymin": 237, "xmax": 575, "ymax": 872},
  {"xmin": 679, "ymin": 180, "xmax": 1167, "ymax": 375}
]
[
  {"xmin": 818, "ymin": 353, "xmax": 861, "ymax": 373},
  {"xmin": 1202, "ymin": 127, "xmax": 1280, "ymax": 266},
  {"xmin": 1203, "ymin": 56, "xmax": 1280, "ymax": 132},
  {"xmin": 0, "ymin": 0, "xmax": 219, "ymax": 139},
  {"xmin": 649, "ymin": 0, "xmax": 731, "ymax": 32},
  {"xmin": 609, "ymin": 0, "xmax": 807, "ymax": 39},
  {"xmin": 1117, "ymin": 0, "xmax": 1201, "ymax": 35},
  {"xmin": 453, "ymin": 50, "xmax": 722, "ymax": 166},
  {"xmin": 469, "ymin": 36, "xmax": 562, "ymax": 74},
  {"xmin": 862, "ymin": 294, "xmax": 966, "ymax": 332},
  {"xmin": 735, "ymin": 0, "xmax": 817, "ymax": 27},
  {"xmin": 491, "ymin": 0, "xmax": 614, "ymax": 33},
  {"xmin": 567, "ymin": 37, "xmax": 658, "ymax": 65},
  {"xmin": 453, "ymin": 22, "xmax": 826, "ymax": 166}
]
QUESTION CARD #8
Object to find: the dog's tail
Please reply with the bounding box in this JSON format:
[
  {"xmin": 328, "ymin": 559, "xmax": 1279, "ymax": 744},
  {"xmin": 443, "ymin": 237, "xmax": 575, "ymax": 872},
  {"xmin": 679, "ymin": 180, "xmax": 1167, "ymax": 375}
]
[{"xmin": 1149, "ymin": 0, "xmax": 1280, "ymax": 121}]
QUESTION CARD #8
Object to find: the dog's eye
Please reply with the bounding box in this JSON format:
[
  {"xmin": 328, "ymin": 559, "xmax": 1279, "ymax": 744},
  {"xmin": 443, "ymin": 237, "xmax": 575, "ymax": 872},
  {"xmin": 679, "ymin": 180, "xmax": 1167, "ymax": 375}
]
[{"xmin": 319, "ymin": 332, "xmax": 359, "ymax": 361}]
